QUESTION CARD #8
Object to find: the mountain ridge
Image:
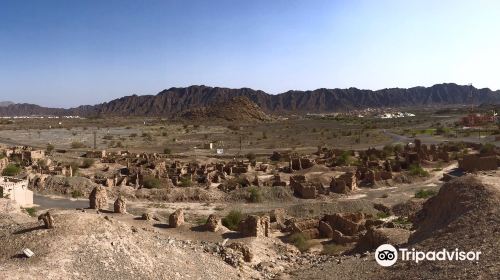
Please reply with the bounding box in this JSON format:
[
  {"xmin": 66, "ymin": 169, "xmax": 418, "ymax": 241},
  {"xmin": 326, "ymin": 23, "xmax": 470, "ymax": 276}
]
[{"xmin": 1, "ymin": 83, "xmax": 499, "ymax": 117}]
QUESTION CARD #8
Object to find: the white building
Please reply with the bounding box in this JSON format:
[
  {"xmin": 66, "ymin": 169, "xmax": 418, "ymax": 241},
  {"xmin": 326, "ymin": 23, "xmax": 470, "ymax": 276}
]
[{"xmin": 0, "ymin": 177, "xmax": 33, "ymax": 207}]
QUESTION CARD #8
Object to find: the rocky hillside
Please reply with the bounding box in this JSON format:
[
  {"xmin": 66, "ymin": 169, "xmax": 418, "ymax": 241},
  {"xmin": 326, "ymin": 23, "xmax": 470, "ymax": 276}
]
[
  {"xmin": 290, "ymin": 175, "xmax": 500, "ymax": 280},
  {"xmin": 178, "ymin": 96, "xmax": 272, "ymax": 122},
  {"xmin": 2, "ymin": 83, "xmax": 500, "ymax": 117},
  {"xmin": 382, "ymin": 175, "xmax": 500, "ymax": 280},
  {"xmin": 0, "ymin": 208, "xmax": 240, "ymax": 280}
]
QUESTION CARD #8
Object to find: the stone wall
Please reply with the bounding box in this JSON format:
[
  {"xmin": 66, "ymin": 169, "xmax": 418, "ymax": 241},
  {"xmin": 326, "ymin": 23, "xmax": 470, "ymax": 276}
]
[{"xmin": 459, "ymin": 154, "xmax": 498, "ymax": 172}]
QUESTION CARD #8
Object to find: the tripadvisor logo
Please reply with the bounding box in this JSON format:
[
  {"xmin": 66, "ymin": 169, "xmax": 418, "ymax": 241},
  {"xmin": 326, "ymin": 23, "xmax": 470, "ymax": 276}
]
[
  {"xmin": 375, "ymin": 244, "xmax": 482, "ymax": 267},
  {"xmin": 375, "ymin": 244, "xmax": 398, "ymax": 267}
]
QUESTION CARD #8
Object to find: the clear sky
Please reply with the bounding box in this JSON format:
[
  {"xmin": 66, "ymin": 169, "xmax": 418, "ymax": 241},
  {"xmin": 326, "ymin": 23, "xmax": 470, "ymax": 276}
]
[{"xmin": 1, "ymin": 0, "xmax": 499, "ymax": 108}]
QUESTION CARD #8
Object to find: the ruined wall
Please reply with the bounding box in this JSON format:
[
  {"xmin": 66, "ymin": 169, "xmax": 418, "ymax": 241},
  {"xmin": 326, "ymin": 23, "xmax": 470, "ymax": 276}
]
[
  {"xmin": 459, "ymin": 155, "xmax": 498, "ymax": 172},
  {"xmin": 0, "ymin": 177, "xmax": 32, "ymax": 206}
]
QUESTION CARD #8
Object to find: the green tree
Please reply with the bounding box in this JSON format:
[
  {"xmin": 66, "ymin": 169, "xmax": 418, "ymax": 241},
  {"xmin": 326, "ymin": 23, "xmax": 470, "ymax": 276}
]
[{"xmin": 2, "ymin": 164, "xmax": 21, "ymax": 176}]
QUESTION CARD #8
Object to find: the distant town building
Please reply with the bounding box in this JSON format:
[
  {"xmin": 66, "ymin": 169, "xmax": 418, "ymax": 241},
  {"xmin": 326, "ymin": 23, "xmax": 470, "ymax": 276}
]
[
  {"xmin": 203, "ymin": 142, "xmax": 214, "ymax": 150},
  {"xmin": 461, "ymin": 113, "xmax": 496, "ymax": 127},
  {"xmin": 0, "ymin": 177, "xmax": 33, "ymax": 207}
]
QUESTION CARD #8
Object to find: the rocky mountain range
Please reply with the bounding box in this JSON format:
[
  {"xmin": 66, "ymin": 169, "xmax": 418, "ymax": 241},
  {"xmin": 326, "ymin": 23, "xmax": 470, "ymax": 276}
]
[{"xmin": 1, "ymin": 83, "xmax": 499, "ymax": 117}]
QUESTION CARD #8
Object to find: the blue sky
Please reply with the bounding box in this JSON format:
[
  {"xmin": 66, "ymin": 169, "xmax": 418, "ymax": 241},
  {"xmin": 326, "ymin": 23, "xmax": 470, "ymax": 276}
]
[{"xmin": 1, "ymin": 0, "xmax": 499, "ymax": 107}]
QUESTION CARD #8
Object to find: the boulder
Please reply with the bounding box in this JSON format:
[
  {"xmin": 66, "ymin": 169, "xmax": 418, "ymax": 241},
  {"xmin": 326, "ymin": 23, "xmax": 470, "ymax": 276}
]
[
  {"xmin": 169, "ymin": 209, "xmax": 185, "ymax": 228},
  {"xmin": 141, "ymin": 212, "xmax": 152, "ymax": 221},
  {"xmin": 228, "ymin": 242, "xmax": 253, "ymax": 262},
  {"xmin": 319, "ymin": 221, "xmax": 333, "ymax": 238},
  {"xmin": 204, "ymin": 214, "xmax": 222, "ymax": 232},
  {"xmin": 332, "ymin": 229, "xmax": 359, "ymax": 244},
  {"xmin": 89, "ymin": 186, "xmax": 107, "ymax": 210},
  {"xmin": 374, "ymin": 203, "xmax": 392, "ymax": 215},
  {"xmin": 38, "ymin": 211, "xmax": 54, "ymax": 229},
  {"xmin": 269, "ymin": 208, "xmax": 286, "ymax": 226},
  {"xmin": 113, "ymin": 196, "xmax": 126, "ymax": 213}
]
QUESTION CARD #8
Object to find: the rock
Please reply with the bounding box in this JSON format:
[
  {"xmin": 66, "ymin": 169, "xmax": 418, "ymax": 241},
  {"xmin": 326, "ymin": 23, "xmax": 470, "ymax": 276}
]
[
  {"xmin": 89, "ymin": 186, "xmax": 107, "ymax": 210},
  {"xmin": 204, "ymin": 214, "xmax": 222, "ymax": 232},
  {"xmin": 319, "ymin": 221, "xmax": 333, "ymax": 238},
  {"xmin": 141, "ymin": 212, "xmax": 152, "ymax": 221},
  {"xmin": 290, "ymin": 219, "xmax": 320, "ymax": 239},
  {"xmin": 332, "ymin": 229, "xmax": 359, "ymax": 244},
  {"xmin": 169, "ymin": 209, "xmax": 184, "ymax": 228},
  {"xmin": 270, "ymin": 208, "xmax": 286, "ymax": 225},
  {"xmin": 228, "ymin": 242, "xmax": 253, "ymax": 262},
  {"xmin": 392, "ymin": 198, "xmax": 425, "ymax": 223},
  {"xmin": 364, "ymin": 219, "xmax": 385, "ymax": 229},
  {"xmin": 357, "ymin": 227, "xmax": 411, "ymax": 250},
  {"xmin": 374, "ymin": 203, "xmax": 392, "ymax": 215},
  {"xmin": 113, "ymin": 196, "xmax": 126, "ymax": 213},
  {"xmin": 37, "ymin": 211, "xmax": 54, "ymax": 229}
]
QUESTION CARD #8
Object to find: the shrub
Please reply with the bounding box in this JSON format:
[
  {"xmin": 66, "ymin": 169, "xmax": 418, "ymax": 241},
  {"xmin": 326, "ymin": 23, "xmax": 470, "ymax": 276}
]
[
  {"xmin": 179, "ymin": 177, "xmax": 192, "ymax": 188},
  {"xmin": 227, "ymin": 125, "xmax": 240, "ymax": 131},
  {"xmin": 70, "ymin": 141, "xmax": 86, "ymax": 149},
  {"xmin": 393, "ymin": 216, "xmax": 411, "ymax": 225},
  {"xmin": 23, "ymin": 207, "xmax": 37, "ymax": 217},
  {"xmin": 163, "ymin": 147, "xmax": 172, "ymax": 154},
  {"xmin": 2, "ymin": 164, "xmax": 21, "ymax": 176},
  {"xmin": 46, "ymin": 143, "xmax": 54, "ymax": 153},
  {"xmin": 37, "ymin": 159, "xmax": 48, "ymax": 168},
  {"xmin": 393, "ymin": 143, "xmax": 404, "ymax": 153},
  {"xmin": 80, "ymin": 158, "xmax": 95, "ymax": 169},
  {"xmin": 409, "ymin": 164, "xmax": 429, "ymax": 177},
  {"xmin": 71, "ymin": 190, "xmax": 83, "ymax": 198},
  {"xmin": 142, "ymin": 132, "xmax": 153, "ymax": 141},
  {"xmin": 222, "ymin": 210, "xmax": 244, "ymax": 231},
  {"xmin": 376, "ymin": 211, "xmax": 390, "ymax": 219},
  {"xmin": 194, "ymin": 216, "xmax": 207, "ymax": 225},
  {"xmin": 247, "ymin": 187, "xmax": 262, "ymax": 203},
  {"xmin": 335, "ymin": 151, "xmax": 353, "ymax": 166},
  {"xmin": 322, "ymin": 243, "xmax": 348, "ymax": 256},
  {"xmin": 414, "ymin": 189, "xmax": 437, "ymax": 199},
  {"xmin": 245, "ymin": 152, "xmax": 256, "ymax": 161},
  {"xmin": 382, "ymin": 144, "xmax": 394, "ymax": 156},
  {"xmin": 67, "ymin": 162, "xmax": 80, "ymax": 174},
  {"xmin": 143, "ymin": 176, "xmax": 161, "ymax": 189},
  {"xmin": 225, "ymin": 177, "xmax": 250, "ymax": 189},
  {"xmin": 480, "ymin": 143, "xmax": 495, "ymax": 155},
  {"xmin": 288, "ymin": 233, "xmax": 312, "ymax": 252}
]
